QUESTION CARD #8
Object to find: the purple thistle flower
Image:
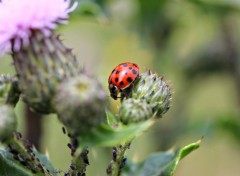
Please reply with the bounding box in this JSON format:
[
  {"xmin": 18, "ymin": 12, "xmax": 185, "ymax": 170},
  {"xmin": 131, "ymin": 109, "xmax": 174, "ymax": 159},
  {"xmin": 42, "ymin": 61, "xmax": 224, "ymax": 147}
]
[
  {"xmin": 0, "ymin": 0, "xmax": 81, "ymax": 113},
  {"xmin": 0, "ymin": 0, "xmax": 78, "ymax": 55}
]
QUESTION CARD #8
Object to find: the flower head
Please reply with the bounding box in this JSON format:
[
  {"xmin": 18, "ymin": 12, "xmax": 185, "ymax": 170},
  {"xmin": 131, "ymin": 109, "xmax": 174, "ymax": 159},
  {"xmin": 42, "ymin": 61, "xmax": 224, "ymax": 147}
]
[
  {"xmin": 132, "ymin": 70, "xmax": 172, "ymax": 117},
  {"xmin": 0, "ymin": 0, "xmax": 77, "ymax": 54},
  {"xmin": 118, "ymin": 70, "xmax": 172, "ymax": 124},
  {"xmin": 55, "ymin": 74, "xmax": 108, "ymax": 134}
]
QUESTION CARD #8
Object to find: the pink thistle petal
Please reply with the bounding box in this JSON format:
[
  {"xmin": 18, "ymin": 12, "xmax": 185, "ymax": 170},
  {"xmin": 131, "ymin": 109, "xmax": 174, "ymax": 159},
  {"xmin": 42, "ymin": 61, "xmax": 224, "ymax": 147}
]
[{"xmin": 0, "ymin": 0, "xmax": 78, "ymax": 55}]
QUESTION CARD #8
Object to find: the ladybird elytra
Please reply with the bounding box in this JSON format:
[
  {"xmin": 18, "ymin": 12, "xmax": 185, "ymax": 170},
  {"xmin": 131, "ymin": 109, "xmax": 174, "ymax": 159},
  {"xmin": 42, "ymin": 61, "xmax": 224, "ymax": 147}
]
[{"xmin": 108, "ymin": 62, "xmax": 139, "ymax": 100}]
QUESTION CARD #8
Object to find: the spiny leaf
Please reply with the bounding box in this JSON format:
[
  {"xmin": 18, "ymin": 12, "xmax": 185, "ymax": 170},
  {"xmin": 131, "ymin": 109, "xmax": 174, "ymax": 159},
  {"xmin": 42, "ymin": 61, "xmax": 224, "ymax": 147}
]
[
  {"xmin": 106, "ymin": 110, "xmax": 119, "ymax": 128},
  {"xmin": 0, "ymin": 149, "xmax": 32, "ymax": 176},
  {"xmin": 122, "ymin": 138, "xmax": 202, "ymax": 176},
  {"xmin": 78, "ymin": 117, "xmax": 155, "ymax": 148},
  {"xmin": 32, "ymin": 149, "xmax": 57, "ymax": 176}
]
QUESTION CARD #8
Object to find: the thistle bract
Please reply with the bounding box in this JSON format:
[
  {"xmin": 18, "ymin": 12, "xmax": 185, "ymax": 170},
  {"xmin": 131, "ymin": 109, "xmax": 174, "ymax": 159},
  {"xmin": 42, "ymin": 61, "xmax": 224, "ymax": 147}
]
[
  {"xmin": 0, "ymin": 75, "xmax": 20, "ymax": 106},
  {"xmin": 132, "ymin": 70, "xmax": 171, "ymax": 117},
  {"xmin": 55, "ymin": 74, "xmax": 108, "ymax": 134},
  {"xmin": 118, "ymin": 70, "xmax": 171, "ymax": 124},
  {"xmin": 12, "ymin": 31, "xmax": 81, "ymax": 113},
  {"xmin": 119, "ymin": 98, "xmax": 153, "ymax": 124}
]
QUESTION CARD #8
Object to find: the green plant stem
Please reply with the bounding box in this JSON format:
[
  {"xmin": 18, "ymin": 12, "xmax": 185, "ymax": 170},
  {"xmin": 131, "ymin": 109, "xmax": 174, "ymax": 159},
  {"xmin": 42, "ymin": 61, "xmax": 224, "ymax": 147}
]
[
  {"xmin": 6, "ymin": 135, "xmax": 47, "ymax": 175},
  {"xmin": 69, "ymin": 147, "xmax": 89, "ymax": 176},
  {"xmin": 107, "ymin": 141, "xmax": 131, "ymax": 176}
]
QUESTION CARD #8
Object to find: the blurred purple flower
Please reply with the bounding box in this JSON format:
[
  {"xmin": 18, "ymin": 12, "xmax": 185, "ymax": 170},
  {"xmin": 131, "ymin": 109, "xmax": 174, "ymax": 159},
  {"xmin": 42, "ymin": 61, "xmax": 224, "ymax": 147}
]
[{"xmin": 0, "ymin": 0, "xmax": 77, "ymax": 55}]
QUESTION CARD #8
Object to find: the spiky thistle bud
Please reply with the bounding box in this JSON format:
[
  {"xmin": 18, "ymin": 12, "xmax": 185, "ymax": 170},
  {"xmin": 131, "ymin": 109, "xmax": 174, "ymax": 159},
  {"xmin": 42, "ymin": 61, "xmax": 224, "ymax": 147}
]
[
  {"xmin": 118, "ymin": 70, "xmax": 171, "ymax": 124},
  {"xmin": 55, "ymin": 74, "xmax": 108, "ymax": 135},
  {"xmin": 0, "ymin": 74, "xmax": 20, "ymax": 106},
  {"xmin": 0, "ymin": 105, "xmax": 17, "ymax": 141},
  {"xmin": 132, "ymin": 70, "xmax": 171, "ymax": 117},
  {"xmin": 119, "ymin": 98, "xmax": 153, "ymax": 124},
  {"xmin": 12, "ymin": 31, "xmax": 81, "ymax": 113}
]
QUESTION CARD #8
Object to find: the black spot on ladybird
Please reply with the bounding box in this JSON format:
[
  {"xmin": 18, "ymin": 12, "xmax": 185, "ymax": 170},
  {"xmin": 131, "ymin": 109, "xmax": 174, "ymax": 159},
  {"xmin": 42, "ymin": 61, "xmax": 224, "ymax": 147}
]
[
  {"xmin": 120, "ymin": 81, "xmax": 124, "ymax": 85},
  {"xmin": 115, "ymin": 78, "xmax": 119, "ymax": 82},
  {"xmin": 132, "ymin": 69, "xmax": 137, "ymax": 75},
  {"xmin": 127, "ymin": 77, "xmax": 133, "ymax": 83},
  {"xmin": 123, "ymin": 63, "xmax": 127, "ymax": 67},
  {"xmin": 129, "ymin": 67, "xmax": 132, "ymax": 70},
  {"xmin": 116, "ymin": 70, "xmax": 120, "ymax": 74}
]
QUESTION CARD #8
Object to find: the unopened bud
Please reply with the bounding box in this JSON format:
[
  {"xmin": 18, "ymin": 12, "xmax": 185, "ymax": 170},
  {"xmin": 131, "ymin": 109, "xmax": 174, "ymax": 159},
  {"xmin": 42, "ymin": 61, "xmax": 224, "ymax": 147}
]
[
  {"xmin": 132, "ymin": 70, "xmax": 171, "ymax": 117},
  {"xmin": 118, "ymin": 70, "xmax": 172, "ymax": 124},
  {"xmin": 55, "ymin": 74, "xmax": 108, "ymax": 134},
  {"xmin": 12, "ymin": 31, "xmax": 81, "ymax": 114}
]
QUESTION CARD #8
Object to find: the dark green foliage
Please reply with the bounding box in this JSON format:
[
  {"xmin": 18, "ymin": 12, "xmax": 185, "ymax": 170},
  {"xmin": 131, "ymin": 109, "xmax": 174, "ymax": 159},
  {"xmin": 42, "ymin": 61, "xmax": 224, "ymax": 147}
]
[{"xmin": 122, "ymin": 139, "xmax": 201, "ymax": 176}]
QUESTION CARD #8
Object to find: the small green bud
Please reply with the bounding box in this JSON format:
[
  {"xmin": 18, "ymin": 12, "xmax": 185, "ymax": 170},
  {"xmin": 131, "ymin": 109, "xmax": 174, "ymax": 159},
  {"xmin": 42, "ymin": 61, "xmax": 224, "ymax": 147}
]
[
  {"xmin": 0, "ymin": 105, "xmax": 17, "ymax": 141},
  {"xmin": 119, "ymin": 98, "xmax": 153, "ymax": 124},
  {"xmin": 12, "ymin": 31, "xmax": 81, "ymax": 114},
  {"xmin": 132, "ymin": 70, "xmax": 172, "ymax": 118},
  {"xmin": 55, "ymin": 74, "xmax": 108, "ymax": 134}
]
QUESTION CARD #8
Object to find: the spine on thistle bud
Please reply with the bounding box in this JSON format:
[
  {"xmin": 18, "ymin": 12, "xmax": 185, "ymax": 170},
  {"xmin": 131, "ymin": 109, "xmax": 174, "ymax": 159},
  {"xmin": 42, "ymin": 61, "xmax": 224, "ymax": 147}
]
[{"xmin": 119, "ymin": 98, "xmax": 153, "ymax": 124}]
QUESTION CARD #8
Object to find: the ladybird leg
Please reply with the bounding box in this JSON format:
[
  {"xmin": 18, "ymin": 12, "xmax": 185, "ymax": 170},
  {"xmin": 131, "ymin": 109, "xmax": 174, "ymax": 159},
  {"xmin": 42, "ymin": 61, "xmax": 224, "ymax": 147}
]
[{"xmin": 120, "ymin": 85, "xmax": 133, "ymax": 102}]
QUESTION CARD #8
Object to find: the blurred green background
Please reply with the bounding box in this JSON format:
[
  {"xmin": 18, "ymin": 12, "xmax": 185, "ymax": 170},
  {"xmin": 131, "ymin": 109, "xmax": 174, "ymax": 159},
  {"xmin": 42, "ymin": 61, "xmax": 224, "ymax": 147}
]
[{"xmin": 1, "ymin": 0, "xmax": 240, "ymax": 175}]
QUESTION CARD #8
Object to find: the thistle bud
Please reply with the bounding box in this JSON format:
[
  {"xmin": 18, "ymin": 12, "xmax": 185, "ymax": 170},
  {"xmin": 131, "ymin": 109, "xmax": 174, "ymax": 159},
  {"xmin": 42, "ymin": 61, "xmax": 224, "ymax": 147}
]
[
  {"xmin": 132, "ymin": 70, "xmax": 171, "ymax": 117},
  {"xmin": 54, "ymin": 74, "xmax": 108, "ymax": 134},
  {"xmin": 0, "ymin": 75, "xmax": 20, "ymax": 106},
  {"xmin": 119, "ymin": 98, "xmax": 153, "ymax": 124},
  {"xmin": 117, "ymin": 70, "xmax": 171, "ymax": 125},
  {"xmin": 12, "ymin": 31, "xmax": 81, "ymax": 113},
  {"xmin": 0, "ymin": 105, "xmax": 17, "ymax": 141}
]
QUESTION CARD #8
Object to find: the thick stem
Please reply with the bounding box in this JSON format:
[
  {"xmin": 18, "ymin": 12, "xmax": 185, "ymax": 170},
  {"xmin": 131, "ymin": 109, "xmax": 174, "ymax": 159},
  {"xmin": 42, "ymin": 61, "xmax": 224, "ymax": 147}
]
[
  {"xmin": 106, "ymin": 141, "xmax": 131, "ymax": 176},
  {"xmin": 65, "ymin": 134, "xmax": 89, "ymax": 176},
  {"xmin": 25, "ymin": 106, "xmax": 43, "ymax": 151}
]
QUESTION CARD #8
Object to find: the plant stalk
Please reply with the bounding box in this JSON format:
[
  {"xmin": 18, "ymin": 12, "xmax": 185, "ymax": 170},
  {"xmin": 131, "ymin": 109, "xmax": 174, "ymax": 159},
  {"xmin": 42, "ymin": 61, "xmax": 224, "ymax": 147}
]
[{"xmin": 107, "ymin": 141, "xmax": 131, "ymax": 176}]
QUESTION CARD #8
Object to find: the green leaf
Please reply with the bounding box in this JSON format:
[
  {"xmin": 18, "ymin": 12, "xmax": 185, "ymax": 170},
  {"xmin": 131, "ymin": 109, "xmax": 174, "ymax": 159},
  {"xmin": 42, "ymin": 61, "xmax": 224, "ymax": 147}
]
[
  {"xmin": 122, "ymin": 138, "xmax": 202, "ymax": 176},
  {"xmin": 78, "ymin": 118, "xmax": 155, "ymax": 148},
  {"xmin": 106, "ymin": 110, "xmax": 119, "ymax": 128},
  {"xmin": 0, "ymin": 148, "xmax": 57, "ymax": 176},
  {"xmin": 32, "ymin": 149, "xmax": 57, "ymax": 176},
  {"xmin": 0, "ymin": 149, "xmax": 32, "ymax": 176}
]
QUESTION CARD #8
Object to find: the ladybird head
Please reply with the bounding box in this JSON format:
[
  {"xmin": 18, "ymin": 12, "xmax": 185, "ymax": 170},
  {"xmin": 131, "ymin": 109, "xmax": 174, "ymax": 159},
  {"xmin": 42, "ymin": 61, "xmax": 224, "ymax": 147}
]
[{"xmin": 108, "ymin": 83, "xmax": 120, "ymax": 100}]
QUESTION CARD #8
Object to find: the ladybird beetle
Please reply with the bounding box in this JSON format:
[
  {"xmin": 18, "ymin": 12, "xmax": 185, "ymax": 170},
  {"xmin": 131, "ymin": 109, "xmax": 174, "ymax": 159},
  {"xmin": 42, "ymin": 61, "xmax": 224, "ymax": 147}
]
[{"xmin": 108, "ymin": 62, "xmax": 139, "ymax": 100}]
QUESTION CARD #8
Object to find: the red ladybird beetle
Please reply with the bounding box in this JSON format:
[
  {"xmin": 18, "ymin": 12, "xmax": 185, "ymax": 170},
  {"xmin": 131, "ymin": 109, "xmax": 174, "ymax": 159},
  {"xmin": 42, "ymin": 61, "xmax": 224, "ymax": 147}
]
[{"xmin": 108, "ymin": 62, "xmax": 139, "ymax": 100}]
